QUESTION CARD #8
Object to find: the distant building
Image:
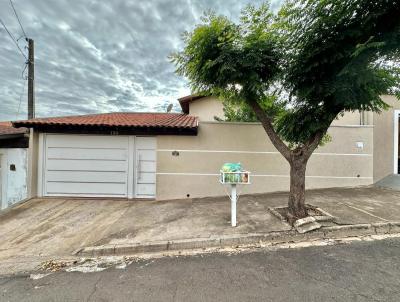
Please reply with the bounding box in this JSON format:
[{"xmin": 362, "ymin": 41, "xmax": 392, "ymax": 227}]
[{"xmin": 0, "ymin": 122, "xmax": 29, "ymax": 209}]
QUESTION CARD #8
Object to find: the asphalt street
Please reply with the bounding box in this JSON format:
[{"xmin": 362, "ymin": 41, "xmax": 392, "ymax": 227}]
[{"xmin": 1, "ymin": 238, "xmax": 400, "ymax": 302}]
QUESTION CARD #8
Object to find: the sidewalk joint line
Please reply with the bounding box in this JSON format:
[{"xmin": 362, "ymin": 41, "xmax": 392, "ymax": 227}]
[{"xmin": 340, "ymin": 202, "xmax": 389, "ymax": 222}]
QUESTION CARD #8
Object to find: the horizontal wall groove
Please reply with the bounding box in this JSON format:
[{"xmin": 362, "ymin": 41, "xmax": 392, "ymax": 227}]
[
  {"xmin": 157, "ymin": 149, "xmax": 372, "ymax": 157},
  {"xmin": 199, "ymin": 121, "xmax": 374, "ymax": 128},
  {"xmin": 156, "ymin": 172, "xmax": 372, "ymax": 179}
]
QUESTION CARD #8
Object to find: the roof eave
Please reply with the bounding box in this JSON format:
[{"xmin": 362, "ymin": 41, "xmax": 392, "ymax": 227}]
[
  {"xmin": 178, "ymin": 95, "xmax": 207, "ymax": 114},
  {"xmin": 0, "ymin": 133, "xmax": 27, "ymax": 140},
  {"xmin": 13, "ymin": 123, "xmax": 198, "ymax": 136}
]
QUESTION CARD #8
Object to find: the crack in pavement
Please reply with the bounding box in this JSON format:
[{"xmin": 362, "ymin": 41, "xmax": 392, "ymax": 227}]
[
  {"xmin": 0, "ymin": 278, "xmax": 14, "ymax": 287},
  {"xmin": 86, "ymin": 275, "xmax": 102, "ymax": 302},
  {"xmin": 171, "ymin": 282, "xmax": 178, "ymax": 302}
]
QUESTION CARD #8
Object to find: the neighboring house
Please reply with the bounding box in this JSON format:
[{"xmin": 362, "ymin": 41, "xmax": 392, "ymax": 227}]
[
  {"xmin": 0, "ymin": 122, "xmax": 29, "ymax": 209},
  {"xmin": 10, "ymin": 95, "xmax": 400, "ymax": 201}
]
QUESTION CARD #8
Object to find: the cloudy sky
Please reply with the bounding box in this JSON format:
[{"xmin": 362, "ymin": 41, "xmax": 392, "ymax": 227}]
[{"xmin": 0, "ymin": 0, "xmax": 282, "ymax": 121}]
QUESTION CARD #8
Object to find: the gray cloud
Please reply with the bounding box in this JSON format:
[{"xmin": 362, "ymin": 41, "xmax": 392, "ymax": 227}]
[{"xmin": 0, "ymin": 0, "xmax": 282, "ymax": 121}]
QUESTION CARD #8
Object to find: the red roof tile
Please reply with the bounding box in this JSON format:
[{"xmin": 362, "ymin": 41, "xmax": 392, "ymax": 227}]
[
  {"xmin": 13, "ymin": 112, "xmax": 198, "ymax": 131},
  {"xmin": 0, "ymin": 121, "xmax": 28, "ymax": 136}
]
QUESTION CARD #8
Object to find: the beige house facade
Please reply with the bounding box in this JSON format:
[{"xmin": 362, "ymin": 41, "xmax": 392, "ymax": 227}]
[
  {"xmin": 13, "ymin": 95, "xmax": 400, "ymax": 201},
  {"xmin": 157, "ymin": 96, "xmax": 376, "ymax": 200}
]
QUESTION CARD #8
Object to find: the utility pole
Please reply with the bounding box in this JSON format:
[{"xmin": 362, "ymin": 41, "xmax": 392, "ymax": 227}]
[{"xmin": 27, "ymin": 38, "xmax": 34, "ymax": 119}]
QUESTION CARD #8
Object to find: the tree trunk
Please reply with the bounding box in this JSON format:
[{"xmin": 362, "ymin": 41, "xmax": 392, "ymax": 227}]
[
  {"xmin": 288, "ymin": 156, "xmax": 308, "ymax": 219},
  {"xmin": 246, "ymin": 98, "xmax": 327, "ymax": 220}
]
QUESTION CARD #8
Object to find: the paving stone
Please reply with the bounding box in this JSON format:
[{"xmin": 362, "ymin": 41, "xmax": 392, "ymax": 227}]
[
  {"xmin": 295, "ymin": 221, "xmax": 322, "ymax": 234},
  {"xmin": 294, "ymin": 216, "xmax": 316, "ymax": 228}
]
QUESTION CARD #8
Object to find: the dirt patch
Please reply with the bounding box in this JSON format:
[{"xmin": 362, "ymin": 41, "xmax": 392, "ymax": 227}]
[{"xmin": 40, "ymin": 259, "xmax": 70, "ymax": 272}]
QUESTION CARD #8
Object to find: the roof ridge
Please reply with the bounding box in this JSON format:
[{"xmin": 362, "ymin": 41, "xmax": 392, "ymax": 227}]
[{"xmin": 21, "ymin": 111, "xmax": 184, "ymax": 119}]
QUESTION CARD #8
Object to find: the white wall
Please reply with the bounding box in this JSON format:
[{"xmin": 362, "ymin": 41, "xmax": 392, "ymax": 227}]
[{"xmin": 0, "ymin": 148, "xmax": 28, "ymax": 209}]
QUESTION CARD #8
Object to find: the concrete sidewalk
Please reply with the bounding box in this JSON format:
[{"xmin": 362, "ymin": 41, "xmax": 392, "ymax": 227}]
[
  {"xmin": 78, "ymin": 186, "xmax": 400, "ymax": 256},
  {"xmin": 1, "ymin": 186, "xmax": 400, "ymax": 274}
]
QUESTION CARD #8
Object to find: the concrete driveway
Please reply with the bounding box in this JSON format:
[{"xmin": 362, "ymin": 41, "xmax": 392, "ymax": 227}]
[
  {"xmin": 1, "ymin": 186, "xmax": 400, "ymax": 275},
  {"xmin": 0, "ymin": 198, "xmax": 134, "ymax": 274},
  {"xmin": 0, "ymin": 194, "xmax": 290, "ymax": 275}
]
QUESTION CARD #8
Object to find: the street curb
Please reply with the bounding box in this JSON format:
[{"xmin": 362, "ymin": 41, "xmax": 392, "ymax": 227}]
[{"xmin": 76, "ymin": 221, "xmax": 400, "ymax": 257}]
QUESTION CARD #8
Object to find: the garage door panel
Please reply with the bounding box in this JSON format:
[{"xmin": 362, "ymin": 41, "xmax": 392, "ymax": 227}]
[
  {"xmin": 44, "ymin": 134, "xmax": 129, "ymax": 197},
  {"xmin": 46, "ymin": 171, "xmax": 127, "ymax": 183},
  {"xmin": 46, "ymin": 182, "xmax": 127, "ymax": 195},
  {"xmin": 46, "ymin": 159, "xmax": 127, "ymax": 172},
  {"xmin": 43, "ymin": 134, "xmax": 156, "ymax": 198},
  {"xmin": 136, "ymin": 184, "xmax": 156, "ymax": 196},
  {"xmin": 135, "ymin": 137, "xmax": 156, "ymax": 198},
  {"xmin": 137, "ymin": 172, "xmax": 156, "ymax": 184},
  {"xmin": 47, "ymin": 148, "xmax": 127, "ymax": 161},
  {"xmin": 137, "ymin": 150, "xmax": 156, "ymax": 161},
  {"xmin": 139, "ymin": 161, "xmax": 156, "ymax": 173},
  {"xmin": 46, "ymin": 135, "xmax": 128, "ymax": 148}
]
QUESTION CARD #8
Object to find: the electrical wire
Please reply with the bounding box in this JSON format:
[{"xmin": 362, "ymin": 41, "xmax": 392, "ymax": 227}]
[
  {"xmin": 15, "ymin": 61, "xmax": 28, "ymax": 119},
  {"xmin": 15, "ymin": 77, "xmax": 27, "ymax": 119},
  {"xmin": 21, "ymin": 61, "xmax": 28, "ymax": 79},
  {"xmin": 9, "ymin": 0, "xmax": 27, "ymax": 39},
  {"xmin": 0, "ymin": 18, "xmax": 27, "ymax": 60},
  {"xmin": 5, "ymin": 1, "xmax": 30, "ymax": 119}
]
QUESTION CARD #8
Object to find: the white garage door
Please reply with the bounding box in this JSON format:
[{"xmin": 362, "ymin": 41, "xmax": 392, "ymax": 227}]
[{"xmin": 43, "ymin": 134, "xmax": 130, "ymax": 197}]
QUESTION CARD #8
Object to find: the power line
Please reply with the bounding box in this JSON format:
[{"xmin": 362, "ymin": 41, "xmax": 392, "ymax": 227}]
[
  {"xmin": 0, "ymin": 18, "xmax": 27, "ymax": 60},
  {"xmin": 15, "ymin": 61, "xmax": 28, "ymax": 119},
  {"xmin": 21, "ymin": 61, "xmax": 28, "ymax": 79},
  {"xmin": 9, "ymin": 0, "xmax": 27, "ymax": 39},
  {"xmin": 16, "ymin": 77, "xmax": 27, "ymax": 119}
]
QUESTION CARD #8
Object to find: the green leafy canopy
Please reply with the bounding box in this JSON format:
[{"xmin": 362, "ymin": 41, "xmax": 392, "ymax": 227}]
[{"xmin": 171, "ymin": 0, "xmax": 400, "ymax": 147}]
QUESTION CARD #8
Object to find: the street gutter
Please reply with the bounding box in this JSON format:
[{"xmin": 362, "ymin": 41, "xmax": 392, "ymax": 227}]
[{"xmin": 77, "ymin": 221, "xmax": 400, "ymax": 257}]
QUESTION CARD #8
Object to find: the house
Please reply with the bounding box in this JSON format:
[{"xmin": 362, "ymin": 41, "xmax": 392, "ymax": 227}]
[
  {"xmin": 0, "ymin": 122, "xmax": 29, "ymax": 209},
  {"xmin": 13, "ymin": 113, "xmax": 197, "ymax": 199},
  {"xmin": 10, "ymin": 94, "xmax": 400, "ymax": 201}
]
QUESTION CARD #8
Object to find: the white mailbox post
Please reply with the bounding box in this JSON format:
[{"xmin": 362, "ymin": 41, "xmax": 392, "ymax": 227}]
[{"xmin": 220, "ymin": 170, "xmax": 251, "ymax": 227}]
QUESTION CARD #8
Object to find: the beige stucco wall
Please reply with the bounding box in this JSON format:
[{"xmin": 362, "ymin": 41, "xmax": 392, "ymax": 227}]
[
  {"xmin": 373, "ymin": 95, "xmax": 400, "ymax": 182},
  {"xmin": 188, "ymin": 96, "xmax": 224, "ymax": 121},
  {"xmin": 332, "ymin": 111, "xmax": 373, "ymax": 126},
  {"xmin": 187, "ymin": 96, "xmax": 373, "ymax": 125},
  {"xmin": 185, "ymin": 94, "xmax": 397, "ymax": 185},
  {"xmin": 157, "ymin": 122, "xmax": 373, "ymax": 200}
]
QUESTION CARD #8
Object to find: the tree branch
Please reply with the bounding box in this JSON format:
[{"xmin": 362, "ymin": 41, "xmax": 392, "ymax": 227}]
[
  {"xmin": 247, "ymin": 100, "xmax": 292, "ymax": 161},
  {"xmin": 304, "ymin": 130, "xmax": 325, "ymax": 159},
  {"xmin": 303, "ymin": 109, "xmax": 342, "ymax": 159}
]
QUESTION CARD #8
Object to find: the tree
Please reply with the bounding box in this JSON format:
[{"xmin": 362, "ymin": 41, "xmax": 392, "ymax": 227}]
[
  {"xmin": 172, "ymin": 0, "xmax": 400, "ymax": 220},
  {"xmin": 214, "ymin": 99, "xmax": 259, "ymax": 122},
  {"xmin": 215, "ymin": 96, "xmax": 278, "ymax": 122}
]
